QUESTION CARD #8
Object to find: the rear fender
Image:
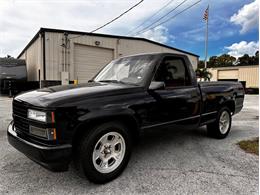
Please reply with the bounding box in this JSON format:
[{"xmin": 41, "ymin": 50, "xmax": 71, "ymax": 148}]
[{"xmin": 220, "ymin": 99, "xmax": 235, "ymax": 114}]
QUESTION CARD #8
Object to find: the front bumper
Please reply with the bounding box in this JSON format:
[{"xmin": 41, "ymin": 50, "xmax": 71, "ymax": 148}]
[{"xmin": 7, "ymin": 121, "xmax": 72, "ymax": 172}]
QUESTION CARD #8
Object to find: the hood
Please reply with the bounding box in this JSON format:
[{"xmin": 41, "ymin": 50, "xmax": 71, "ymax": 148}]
[{"xmin": 15, "ymin": 82, "xmax": 142, "ymax": 107}]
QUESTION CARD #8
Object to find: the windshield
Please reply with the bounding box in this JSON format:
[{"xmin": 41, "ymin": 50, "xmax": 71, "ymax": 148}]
[{"xmin": 94, "ymin": 55, "xmax": 156, "ymax": 86}]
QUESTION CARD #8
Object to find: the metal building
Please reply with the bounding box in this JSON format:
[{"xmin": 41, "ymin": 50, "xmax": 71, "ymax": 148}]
[
  {"xmin": 18, "ymin": 28, "xmax": 199, "ymax": 86},
  {"xmin": 209, "ymin": 65, "xmax": 259, "ymax": 89}
]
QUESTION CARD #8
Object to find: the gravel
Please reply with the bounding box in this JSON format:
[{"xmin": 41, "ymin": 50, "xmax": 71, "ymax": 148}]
[{"xmin": 0, "ymin": 94, "xmax": 258, "ymax": 194}]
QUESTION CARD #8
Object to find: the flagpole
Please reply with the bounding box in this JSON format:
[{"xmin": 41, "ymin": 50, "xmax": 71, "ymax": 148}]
[{"xmin": 204, "ymin": 5, "xmax": 209, "ymax": 69}]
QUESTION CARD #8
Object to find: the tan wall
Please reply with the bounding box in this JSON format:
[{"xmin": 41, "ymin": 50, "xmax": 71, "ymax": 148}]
[
  {"xmin": 18, "ymin": 35, "xmax": 43, "ymax": 81},
  {"xmin": 238, "ymin": 66, "xmax": 259, "ymax": 88},
  {"xmin": 45, "ymin": 32, "xmax": 64, "ymax": 80},
  {"xmin": 117, "ymin": 39, "xmax": 198, "ymax": 69},
  {"xmin": 209, "ymin": 66, "xmax": 259, "ymax": 88},
  {"xmin": 47, "ymin": 32, "xmax": 198, "ymax": 81},
  {"xmin": 20, "ymin": 31, "xmax": 198, "ymax": 81}
]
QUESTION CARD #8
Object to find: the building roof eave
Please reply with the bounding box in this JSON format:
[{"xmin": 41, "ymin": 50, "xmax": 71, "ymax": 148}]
[{"xmin": 17, "ymin": 27, "xmax": 199, "ymax": 59}]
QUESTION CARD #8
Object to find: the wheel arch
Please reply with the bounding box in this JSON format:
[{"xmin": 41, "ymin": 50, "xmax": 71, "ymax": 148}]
[
  {"xmin": 72, "ymin": 114, "xmax": 140, "ymax": 150},
  {"xmin": 220, "ymin": 100, "xmax": 235, "ymax": 114}
]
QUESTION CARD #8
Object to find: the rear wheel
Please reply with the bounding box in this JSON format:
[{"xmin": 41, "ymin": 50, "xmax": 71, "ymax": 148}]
[
  {"xmin": 207, "ymin": 107, "xmax": 232, "ymax": 139},
  {"xmin": 77, "ymin": 122, "xmax": 132, "ymax": 184}
]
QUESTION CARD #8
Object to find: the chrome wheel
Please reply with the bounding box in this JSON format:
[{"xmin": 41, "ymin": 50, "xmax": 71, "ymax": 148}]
[
  {"xmin": 219, "ymin": 110, "xmax": 230, "ymax": 134},
  {"xmin": 92, "ymin": 132, "xmax": 126, "ymax": 173}
]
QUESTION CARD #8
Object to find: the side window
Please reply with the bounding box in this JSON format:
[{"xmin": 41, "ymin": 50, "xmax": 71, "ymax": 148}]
[{"xmin": 154, "ymin": 57, "xmax": 191, "ymax": 88}]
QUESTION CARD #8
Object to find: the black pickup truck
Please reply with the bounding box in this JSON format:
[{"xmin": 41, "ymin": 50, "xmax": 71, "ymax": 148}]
[{"xmin": 7, "ymin": 53, "xmax": 244, "ymax": 183}]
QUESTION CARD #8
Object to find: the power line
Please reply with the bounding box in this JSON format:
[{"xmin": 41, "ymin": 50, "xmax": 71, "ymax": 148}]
[
  {"xmin": 134, "ymin": 0, "xmax": 201, "ymax": 36},
  {"xmin": 132, "ymin": 0, "xmax": 188, "ymax": 36},
  {"xmin": 91, "ymin": 0, "xmax": 144, "ymax": 33},
  {"xmin": 126, "ymin": 0, "xmax": 176, "ymax": 35},
  {"xmin": 69, "ymin": 0, "xmax": 144, "ymax": 40}
]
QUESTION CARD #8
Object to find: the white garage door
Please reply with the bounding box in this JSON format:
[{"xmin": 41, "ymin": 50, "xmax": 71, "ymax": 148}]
[
  {"xmin": 218, "ymin": 70, "xmax": 239, "ymax": 80},
  {"xmin": 74, "ymin": 44, "xmax": 114, "ymax": 83}
]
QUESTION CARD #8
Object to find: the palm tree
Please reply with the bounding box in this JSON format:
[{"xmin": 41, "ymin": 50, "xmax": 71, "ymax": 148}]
[{"xmin": 195, "ymin": 68, "xmax": 212, "ymax": 81}]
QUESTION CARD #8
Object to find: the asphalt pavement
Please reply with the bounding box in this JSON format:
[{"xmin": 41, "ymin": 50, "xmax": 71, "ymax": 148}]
[{"xmin": 0, "ymin": 94, "xmax": 258, "ymax": 194}]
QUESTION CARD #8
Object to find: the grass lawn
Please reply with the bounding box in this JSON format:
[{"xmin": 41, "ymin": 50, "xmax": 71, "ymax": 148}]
[{"xmin": 238, "ymin": 137, "xmax": 259, "ymax": 155}]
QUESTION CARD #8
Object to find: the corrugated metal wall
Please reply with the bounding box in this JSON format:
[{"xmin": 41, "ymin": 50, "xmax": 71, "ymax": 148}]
[
  {"xmin": 21, "ymin": 31, "xmax": 198, "ymax": 82},
  {"xmin": 209, "ymin": 66, "xmax": 259, "ymax": 88},
  {"xmin": 238, "ymin": 66, "xmax": 259, "ymax": 88},
  {"xmin": 74, "ymin": 44, "xmax": 114, "ymax": 83},
  {"xmin": 45, "ymin": 32, "xmax": 64, "ymax": 80},
  {"xmin": 117, "ymin": 39, "xmax": 198, "ymax": 68},
  {"xmin": 18, "ymin": 35, "xmax": 43, "ymax": 81}
]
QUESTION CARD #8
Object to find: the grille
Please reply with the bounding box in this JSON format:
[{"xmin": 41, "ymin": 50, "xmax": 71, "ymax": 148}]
[
  {"xmin": 13, "ymin": 100, "xmax": 27, "ymax": 118},
  {"xmin": 14, "ymin": 115, "xmax": 29, "ymax": 133},
  {"xmin": 13, "ymin": 100, "xmax": 29, "ymax": 134}
]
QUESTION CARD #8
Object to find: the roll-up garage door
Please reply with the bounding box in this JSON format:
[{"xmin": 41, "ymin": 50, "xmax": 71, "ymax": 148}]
[
  {"xmin": 218, "ymin": 69, "xmax": 238, "ymax": 80},
  {"xmin": 74, "ymin": 44, "xmax": 114, "ymax": 83}
]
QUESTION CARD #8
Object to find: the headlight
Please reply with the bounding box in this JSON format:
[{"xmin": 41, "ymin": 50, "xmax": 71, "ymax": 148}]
[{"xmin": 28, "ymin": 109, "xmax": 47, "ymax": 122}]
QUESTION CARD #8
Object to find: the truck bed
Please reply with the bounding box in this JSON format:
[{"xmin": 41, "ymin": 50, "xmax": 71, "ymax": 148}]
[
  {"xmin": 199, "ymin": 81, "xmax": 242, "ymax": 87},
  {"xmin": 198, "ymin": 81, "xmax": 244, "ymax": 125}
]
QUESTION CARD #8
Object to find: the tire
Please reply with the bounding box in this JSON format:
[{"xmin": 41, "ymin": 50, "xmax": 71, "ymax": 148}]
[
  {"xmin": 207, "ymin": 107, "xmax": 232, "ymax": 139},
  {"xmin": 76, "ymin": 121, "xmax": 132, "ymax": 184}
]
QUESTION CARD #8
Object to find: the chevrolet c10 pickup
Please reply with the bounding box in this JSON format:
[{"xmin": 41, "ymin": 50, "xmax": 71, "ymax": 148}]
[{"xmin": 7, "ymin": 53, "xmax": 244, "ymax": 183}]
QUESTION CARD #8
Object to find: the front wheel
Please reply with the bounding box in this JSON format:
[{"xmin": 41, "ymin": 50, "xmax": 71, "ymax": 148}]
[
  {"xmin": 207, "ymin": 107, "xmax": 232, "ymax": 139},
  {"xmin": 77, "ymin": 122, "xmax": 132, "ymax": 184}
]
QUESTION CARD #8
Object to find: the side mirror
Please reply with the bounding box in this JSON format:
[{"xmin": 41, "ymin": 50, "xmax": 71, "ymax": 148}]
[{"xmin": 149, "ymin": 81, "xmax": 165, "ymax": 90}]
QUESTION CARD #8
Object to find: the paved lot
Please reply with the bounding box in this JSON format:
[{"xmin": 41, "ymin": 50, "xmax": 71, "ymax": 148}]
[{"xmin": 0, "ymin": 95, "xmax": 258, "ymax": 194}]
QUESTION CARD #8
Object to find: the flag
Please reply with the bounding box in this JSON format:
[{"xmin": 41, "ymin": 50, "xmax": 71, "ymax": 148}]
[{"xmin": 203, "ymin": 6, "xmax": 209, "ymax": 21}]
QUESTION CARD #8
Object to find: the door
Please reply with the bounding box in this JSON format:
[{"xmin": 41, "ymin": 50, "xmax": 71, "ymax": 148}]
[
  {"xmin": 218, "ymin": 69, "xmax": 238, "ymax": 80},
  {"xmin": 74, "ymin": 44, "xmax": 114, "ymax": 83},
  {"xmin": 145, "ymin": 56, "xmax": 201, "ymax": 128}
]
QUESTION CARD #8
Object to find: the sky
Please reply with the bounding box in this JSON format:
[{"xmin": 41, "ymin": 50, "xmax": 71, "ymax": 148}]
[{"xmin": 0, "ymin": 0, "xmax": 259, "ymax": 60}]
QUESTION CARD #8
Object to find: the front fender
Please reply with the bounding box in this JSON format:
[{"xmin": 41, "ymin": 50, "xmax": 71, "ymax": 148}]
[
  {"xmin": 78, "ymin": 107, "xmax": 136, "ymax": 122},
  {"xmin": 71, "ymin": 108, "xmax": 140, "ymax": 145}
]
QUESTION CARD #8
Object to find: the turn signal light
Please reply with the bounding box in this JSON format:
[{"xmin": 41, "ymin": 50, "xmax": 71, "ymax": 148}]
[{"xmin": 29, "ymin": 125, "xmax": 57, "ymax": 140}]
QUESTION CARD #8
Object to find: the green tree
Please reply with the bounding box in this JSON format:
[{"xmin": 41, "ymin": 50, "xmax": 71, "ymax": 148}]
[
  {"xmin": 208, "ymin": 56, "xmax": 218, "ymax": 67},
  {"xmin": 217, "ymin": 54, "xmax": 236, "ymax": 67},
  {"xmin": 204, "ymin": 54, "xmax": 236, "ymax": 68},
  {"xmin": 203, "ymin": 51, "xmax": 259, "ymax": 68},
  {"xmin": 237, "ymin": 51, "xmax": 259, "ymax": 65},
  {"xmin": 198, "ymin": 60, "xmax": 205, "ymax": 68},
  {"xmin": 195, "ymin": 68, "xmax": 212, "ymax": 81},
  {"xmin": 252, "ymin": 51, "xmax": 259, "ymax": 65},
  {"xmin": 237, "ymin": 54, "xmax": 251, "ymax": 65}
]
